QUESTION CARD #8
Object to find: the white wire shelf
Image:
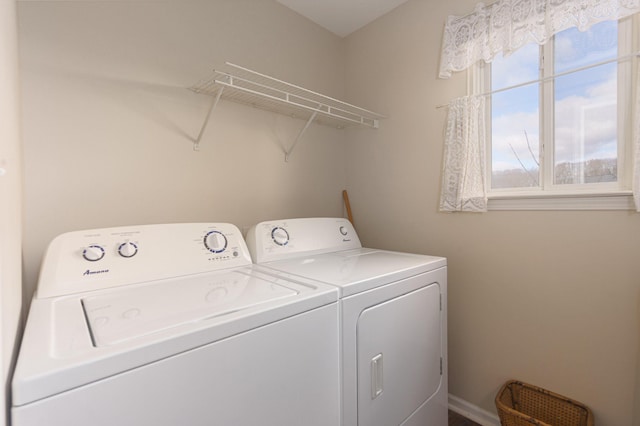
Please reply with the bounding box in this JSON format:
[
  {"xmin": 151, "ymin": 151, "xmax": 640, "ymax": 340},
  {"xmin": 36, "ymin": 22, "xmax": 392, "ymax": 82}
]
[{"xmin": 189, "ymin": 63, "xmax": 385, "ymax": 159}]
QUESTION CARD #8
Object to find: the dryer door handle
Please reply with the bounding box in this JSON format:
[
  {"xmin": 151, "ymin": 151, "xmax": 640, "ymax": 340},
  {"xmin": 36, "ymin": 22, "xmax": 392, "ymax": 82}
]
[{"xmin": 371, "ymin": 353, "xmax": 383, "ymax": 399}]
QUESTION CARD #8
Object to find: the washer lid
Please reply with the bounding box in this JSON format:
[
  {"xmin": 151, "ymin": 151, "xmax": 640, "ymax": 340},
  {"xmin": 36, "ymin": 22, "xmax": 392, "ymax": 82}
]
[
  {"xmin": 263, "ymin": 248, "xmax": 447, "ymax": 297},
  {"xmin": 82, "ymin": 270, "xmax": 297, "ymax": 347},
  {"xmin": 13, "ymin": 266, "xmax": 338, "ymax": 407}
]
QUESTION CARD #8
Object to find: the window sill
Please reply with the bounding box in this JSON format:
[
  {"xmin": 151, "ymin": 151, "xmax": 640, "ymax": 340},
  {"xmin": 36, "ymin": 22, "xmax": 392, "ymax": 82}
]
[{"xmin": 488, "ymin": 191, "xmax": 635, "ymax": 211}]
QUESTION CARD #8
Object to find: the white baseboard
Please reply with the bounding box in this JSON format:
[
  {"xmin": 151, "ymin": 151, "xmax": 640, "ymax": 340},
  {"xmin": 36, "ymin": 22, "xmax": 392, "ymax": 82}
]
[{"xmin": 448, "ymin": 394, "xmax": 501, "ymax": 426}]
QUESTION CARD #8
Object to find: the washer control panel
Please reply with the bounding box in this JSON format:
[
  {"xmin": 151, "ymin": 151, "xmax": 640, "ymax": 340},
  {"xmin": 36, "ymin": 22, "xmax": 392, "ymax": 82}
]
[
  {"xmin": 37, "ymin": 223, "xmax": 251, "ymax": 298},
  {"xmin": 246, "ymin": 217, "xmax": 362, "ymax": 263}
]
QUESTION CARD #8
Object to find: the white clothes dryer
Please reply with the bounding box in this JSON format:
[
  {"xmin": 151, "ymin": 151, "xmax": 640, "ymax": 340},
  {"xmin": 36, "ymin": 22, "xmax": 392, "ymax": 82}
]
[
  {"xmin": 12, "ymin": 223, "xmax": 340, "ymax": 426},
  {"xmin": 246, "ymin": 217, "xmax": 448, "ymax": 426}
]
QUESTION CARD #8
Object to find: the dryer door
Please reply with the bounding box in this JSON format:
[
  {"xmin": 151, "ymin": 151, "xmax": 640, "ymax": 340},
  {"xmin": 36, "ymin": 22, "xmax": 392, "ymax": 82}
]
[{"xmin": 356, "ymin": 283, "xmax": 442, "ymax": 426}]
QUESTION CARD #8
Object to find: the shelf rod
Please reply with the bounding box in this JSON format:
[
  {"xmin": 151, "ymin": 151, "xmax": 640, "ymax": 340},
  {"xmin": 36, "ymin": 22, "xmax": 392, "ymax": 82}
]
[
  {"xmin": 193, "ymin": 86, "xmax": 224, "ymax": 151},
  {"xmin": 285, "ymin": 109, "xmax": 319, "ymax": 162}
]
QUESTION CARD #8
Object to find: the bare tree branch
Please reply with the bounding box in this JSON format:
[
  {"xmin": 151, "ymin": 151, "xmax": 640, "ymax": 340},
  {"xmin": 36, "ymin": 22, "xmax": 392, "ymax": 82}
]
[
  {"xmin": 508, "ymin": 142, "xmax": 538, "ymax": 185},
  {"xmin": 524, "ymin": 130, "xmax": 540, "ymax": 167}
]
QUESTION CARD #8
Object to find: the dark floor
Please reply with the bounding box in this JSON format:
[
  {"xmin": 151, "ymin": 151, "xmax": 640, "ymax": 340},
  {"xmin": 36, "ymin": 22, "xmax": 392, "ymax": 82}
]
[{"xmin": 448, "ymin": 409, "xmax": 482, "ymax": 426}]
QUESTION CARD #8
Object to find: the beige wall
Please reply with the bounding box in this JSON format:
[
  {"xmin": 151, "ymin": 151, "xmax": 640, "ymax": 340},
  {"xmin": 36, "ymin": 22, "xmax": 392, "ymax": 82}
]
[
  {"xmin": 17, "ymin": 0, "xmax": 347, "ymax": 301},
  {"xmin": 0, "ymin": 1, "xmax": 23, "ymax": 425},
  {"xmin": 345, "ymin": 1, "xmax": 640, "ymax": 425}
]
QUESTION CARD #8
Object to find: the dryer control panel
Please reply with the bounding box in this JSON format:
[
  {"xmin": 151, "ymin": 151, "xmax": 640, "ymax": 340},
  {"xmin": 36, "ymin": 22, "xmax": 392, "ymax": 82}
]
[
  {"xmin": 36, "ymin": 223, "xmax": 252, "ymax": 298},
  {"xmin": 246, "ymin": 217, "xmax": 362, "ymax": 263}
]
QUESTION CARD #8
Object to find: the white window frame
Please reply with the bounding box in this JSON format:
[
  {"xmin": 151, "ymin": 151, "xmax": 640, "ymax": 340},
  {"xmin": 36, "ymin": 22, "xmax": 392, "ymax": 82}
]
[{"xmin": 475, "ymin": 17, "xmax": 637, "ymax": 210}]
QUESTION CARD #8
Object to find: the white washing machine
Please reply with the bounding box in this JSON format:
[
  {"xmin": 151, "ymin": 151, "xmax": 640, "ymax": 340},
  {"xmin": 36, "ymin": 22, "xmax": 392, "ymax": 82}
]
[
  {"xmin": 12, "ymin": 223, "xmax": 341, "ymax": 426},
  {"xmin": 246, "ymin": 217, "xmax": 448, "ymax": 426}
]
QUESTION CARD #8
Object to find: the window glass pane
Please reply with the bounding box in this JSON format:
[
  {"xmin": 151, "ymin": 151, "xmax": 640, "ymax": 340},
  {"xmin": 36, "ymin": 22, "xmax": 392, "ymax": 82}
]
[
  {"xmin": 555, "ymin": 21, "xmax": 617, "ymax": 73},
  {"xmin": 491, "ymin": 43, "xmax": 540, "ymax": 189},
  {"xmin": 492, "ymin": 43, "xmax": 540, "ymax": 90},
  {"xmin": 492, "ymin": 85, "xmax": 540, "ymax": 189},
  {"xmin": 554, "ymin": 49, "xmax": 617, "ymax": 185}
]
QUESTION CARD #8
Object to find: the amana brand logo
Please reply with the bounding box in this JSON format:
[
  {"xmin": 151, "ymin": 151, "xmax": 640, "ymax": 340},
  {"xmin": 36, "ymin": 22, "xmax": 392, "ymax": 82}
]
[{"xmin": 83, "ymin": 269, "xmax": 110, "ymax": 276}]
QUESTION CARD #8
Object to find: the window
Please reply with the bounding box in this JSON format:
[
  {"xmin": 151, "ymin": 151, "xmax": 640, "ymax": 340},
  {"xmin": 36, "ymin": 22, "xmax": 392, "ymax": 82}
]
[{"xmin": 480, "ymin": 18, "xmax": 636, "ymax": 209}]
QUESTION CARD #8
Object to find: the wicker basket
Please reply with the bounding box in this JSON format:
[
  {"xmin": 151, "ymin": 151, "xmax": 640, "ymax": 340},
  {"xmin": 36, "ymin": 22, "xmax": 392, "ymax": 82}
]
[{"xmin": 495, "ymin": 380, "xmax": 594, "ymax": 426}]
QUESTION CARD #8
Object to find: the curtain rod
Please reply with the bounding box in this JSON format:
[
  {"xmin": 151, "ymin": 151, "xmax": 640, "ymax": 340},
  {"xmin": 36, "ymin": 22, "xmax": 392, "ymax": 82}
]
[{"xmin": 436, "ymin": 51, "xmax": 639, "ymax": 109}]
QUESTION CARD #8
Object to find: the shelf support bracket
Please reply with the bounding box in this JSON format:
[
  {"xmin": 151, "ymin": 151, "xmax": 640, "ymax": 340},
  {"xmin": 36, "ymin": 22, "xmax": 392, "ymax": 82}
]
[
  {"xmin": 284, "ymin": 109, "xmax": 319, "ymax": 162},
  {"xmin": 193, "ymin": 87, "xmax": 224, "ymax": 151}
]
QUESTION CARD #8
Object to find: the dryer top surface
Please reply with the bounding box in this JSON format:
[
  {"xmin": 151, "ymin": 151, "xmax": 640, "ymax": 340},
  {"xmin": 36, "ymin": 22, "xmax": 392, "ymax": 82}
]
[{"xmin": 262, "ymin": 248, "xmax": 446, "ymax": 297}]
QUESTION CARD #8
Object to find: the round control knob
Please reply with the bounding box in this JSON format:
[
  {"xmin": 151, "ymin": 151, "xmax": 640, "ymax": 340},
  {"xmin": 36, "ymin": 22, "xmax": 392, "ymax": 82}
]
[
  {"xmin": 204, "ymin": 230, "xmax": 227, "ymax": 253},
  {"xmin": 83, "ymin": 245, "xmax": 105, "ymax": 262},
  {"xmin": 271, "ymin": 227, "xmax": 289, "ymax": 246},
  {"xmin": 118, "ymin": 241, "xmax": 138, "ymax": 258},
  {"xmin": 339, "ymin": 226, "xmax": 348, "ymax": 236}
]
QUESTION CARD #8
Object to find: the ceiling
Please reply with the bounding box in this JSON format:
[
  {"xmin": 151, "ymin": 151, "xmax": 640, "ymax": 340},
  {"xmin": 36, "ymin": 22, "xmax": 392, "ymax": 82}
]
[{"xmin": 276, "ymin": 0, "xmax": 410, "ymax": 37}]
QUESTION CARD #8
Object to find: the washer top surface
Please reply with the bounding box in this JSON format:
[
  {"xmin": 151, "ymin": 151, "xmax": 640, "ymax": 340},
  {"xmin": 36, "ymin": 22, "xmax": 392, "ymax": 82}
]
[
  {"xmin": 246, "ymin": 218, "xmax": 446, "ymax": 297},
  {"xmin": 13, "ymin": 223, "xmax": 338, "ymax": 406}
]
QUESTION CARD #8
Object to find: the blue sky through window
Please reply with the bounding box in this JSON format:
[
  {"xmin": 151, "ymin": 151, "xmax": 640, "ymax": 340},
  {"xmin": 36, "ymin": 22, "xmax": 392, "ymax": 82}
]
[{"xmin": 491, "ymin": 44, "xmax": 539, "ymax": 178}]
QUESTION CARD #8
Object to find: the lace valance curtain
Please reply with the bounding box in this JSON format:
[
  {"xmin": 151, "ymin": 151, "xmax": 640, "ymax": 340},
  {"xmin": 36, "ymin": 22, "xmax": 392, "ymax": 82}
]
[{"xmin": 439, "ymin": 0, "xmax": 640, "ymax": 79}]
